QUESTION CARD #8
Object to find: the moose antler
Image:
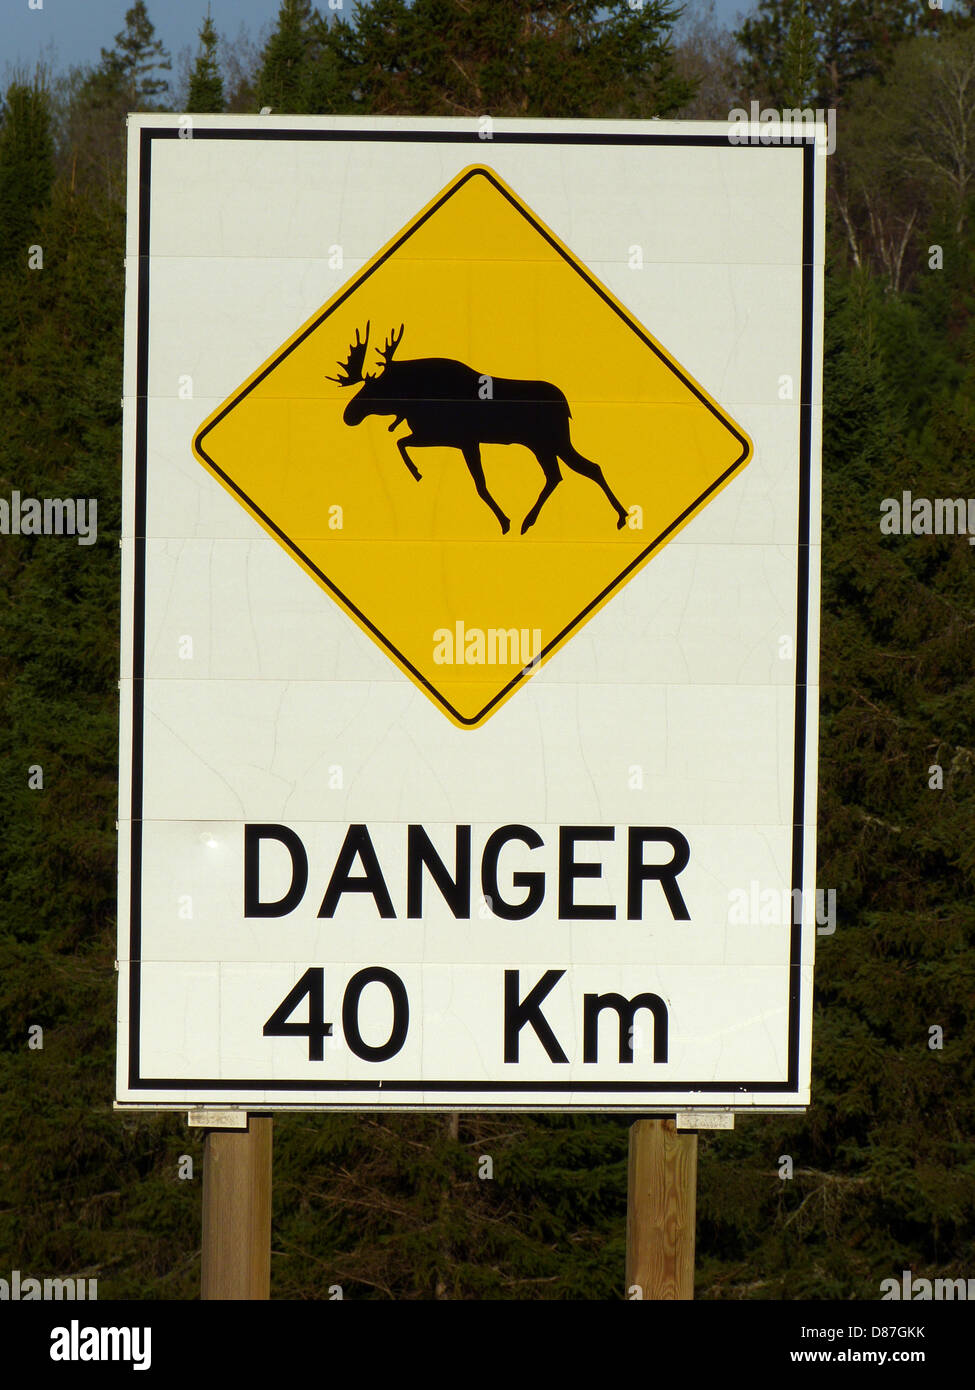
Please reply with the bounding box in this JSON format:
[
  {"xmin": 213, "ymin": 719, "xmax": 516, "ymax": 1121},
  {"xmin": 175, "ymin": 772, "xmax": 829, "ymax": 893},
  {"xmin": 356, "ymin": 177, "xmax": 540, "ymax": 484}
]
[
  {"xmin": 377, "ymin": 324, "xmax": 404, "ymax": 367},
  {"xmin": 326, "ymin": 322, "xmax": 371, "ymax": 386}
]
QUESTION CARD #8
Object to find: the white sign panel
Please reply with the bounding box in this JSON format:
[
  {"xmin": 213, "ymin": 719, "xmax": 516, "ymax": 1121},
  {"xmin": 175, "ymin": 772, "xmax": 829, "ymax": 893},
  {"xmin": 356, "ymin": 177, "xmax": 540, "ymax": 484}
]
[{"xmin": 117, "ymin": 116, "xmax": 824, "ymax": 1111}]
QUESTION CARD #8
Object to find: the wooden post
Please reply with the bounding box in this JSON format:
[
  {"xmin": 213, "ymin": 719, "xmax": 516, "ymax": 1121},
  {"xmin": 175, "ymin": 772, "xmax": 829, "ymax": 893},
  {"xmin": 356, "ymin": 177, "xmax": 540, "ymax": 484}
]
[
  {"xmin": 626, "ymin": 1117, "xmax": 697, "ymax": 1300},
  {"xmin": 201, "ymin": 1116, "xmax": 273, "ymax": 1300}
]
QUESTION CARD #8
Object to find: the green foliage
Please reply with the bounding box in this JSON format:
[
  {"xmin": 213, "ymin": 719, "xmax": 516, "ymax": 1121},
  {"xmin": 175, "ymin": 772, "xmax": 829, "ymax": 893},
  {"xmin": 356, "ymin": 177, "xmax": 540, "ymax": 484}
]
[
  {"xmin": 257, "ymin": 0, "xmax": 315, "ymax": 111},
  {"xmin": 319, "ymin": 0, "xmax": 693, "ymax": 119},
  {"xmin": 272, "ymin": 1113, "xmax": 629, "ymax": 1298},
  {"xmin": 0, "ymin": 139, "xmax": 202, "ymax": 1296},
  {"xmin": 188, "ymin": 15, "xmax": 225, "ymax": 114},
  {"xmin": 697, "ymin": 263, "xmax": 975, "ymax": 1297},
  {"xmin": 97, "ymin": 1, "xmax": 172, "ymax": 110},
  {"xmin": 735, "ymin": 0, "xmax": 929, "ymax": 108},
  {"xmin": 829, "ymin": 27, "xmax": 975, "ymax": 289},
  {"xmin": 256, "ymin": 0, "xmax": 348, "ymax": 114},
  {"xmin": 247, "ymin": 0, "xmax": 696, "ymax": 120},
  {"xmin": 0, "ymin": 80, "xmax": 55, "ymax": 274},
  {"xmin": 781, "ymin": 3, "xmax": 816, "ymax": 109}
]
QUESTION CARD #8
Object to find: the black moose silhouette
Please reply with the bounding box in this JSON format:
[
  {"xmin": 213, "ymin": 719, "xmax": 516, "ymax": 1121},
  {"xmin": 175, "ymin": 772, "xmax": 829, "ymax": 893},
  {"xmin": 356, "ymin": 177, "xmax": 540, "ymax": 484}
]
[{"xmin": 327, "ymin": 322, "xmax": 628, "ymax": 535}]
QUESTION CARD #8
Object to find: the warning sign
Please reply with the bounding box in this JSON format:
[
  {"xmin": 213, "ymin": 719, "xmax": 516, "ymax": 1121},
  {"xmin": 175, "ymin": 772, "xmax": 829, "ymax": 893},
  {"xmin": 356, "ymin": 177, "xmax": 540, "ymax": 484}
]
[
  {"xmin": 118, "ymin": 117, "xmax": 824, "ymax": 1114},
  {"xmin": 193, "ymin": 166, "xmax": 751, "ymax": 727}
]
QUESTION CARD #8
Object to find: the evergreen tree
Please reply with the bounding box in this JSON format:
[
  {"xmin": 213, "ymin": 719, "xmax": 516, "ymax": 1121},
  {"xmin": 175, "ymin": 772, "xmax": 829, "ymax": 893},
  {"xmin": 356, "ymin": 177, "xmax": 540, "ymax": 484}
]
[
  {"xmin": 696, "ymin": 265, "xmax": 975, "ymax": 1297},
  {"xmin": 0, "ymin": 80, "xmax": 55, "ymax": 274},
  {"xmin": 271, "ymin": 1112, "xmax": 630, "ymax": 1298},
  {"xmin": 76, "ymin": 52, "xmax": 129, "ymax": 118},
  {"xmin": 98, "ymin": 1, "xmax": 171, "ymax": 110},
  {"xmin": 254, "ymin": 0, "xmax": 350, "ymax": 115},
  {"xmin": 257, "ymin": 0, "xmax": 319, "ymax": 112},
  {"xmin": 187, "ymin": 12, "xmax": 225, "ymax": 114},
  {"xmin": 0, "ymin": 116, "xmax": 203, "ymax": 1297},
  {"xmin": 735, "ymin": 0, "xmax": 930, "ymax": 109},
  {"xmin": 780, "ymin": 2, "xmax": 816, "ymax": 110},
  {"xmin": 326, "ymin": 0, "xmax": 693, "ymax": 119}
]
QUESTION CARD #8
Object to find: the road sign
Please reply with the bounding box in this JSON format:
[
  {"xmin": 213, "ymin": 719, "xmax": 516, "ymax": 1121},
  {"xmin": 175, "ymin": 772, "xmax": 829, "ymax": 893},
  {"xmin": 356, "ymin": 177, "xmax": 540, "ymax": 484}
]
[
  {"xmin": 117, "ymin": 116, "xmax": 825, "ymax": 1111},
  {"xmin": 193, "ymin": 164, "xmax": 751, "ymax": 727}
]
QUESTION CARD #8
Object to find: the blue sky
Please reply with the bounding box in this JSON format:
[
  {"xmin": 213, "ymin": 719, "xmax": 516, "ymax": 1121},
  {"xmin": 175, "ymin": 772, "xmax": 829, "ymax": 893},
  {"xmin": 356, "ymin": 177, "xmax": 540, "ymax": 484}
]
[{"xmin": 3, "ymin": 1, "xmax": 750, "ymax": 79}]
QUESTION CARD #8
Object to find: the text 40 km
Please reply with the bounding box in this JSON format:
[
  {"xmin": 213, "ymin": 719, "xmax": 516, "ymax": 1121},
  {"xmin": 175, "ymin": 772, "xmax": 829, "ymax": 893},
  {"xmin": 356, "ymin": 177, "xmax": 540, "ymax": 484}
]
[{"xmin": 263, "ymin": 968, "xmax": 669, "ymax": 1064}]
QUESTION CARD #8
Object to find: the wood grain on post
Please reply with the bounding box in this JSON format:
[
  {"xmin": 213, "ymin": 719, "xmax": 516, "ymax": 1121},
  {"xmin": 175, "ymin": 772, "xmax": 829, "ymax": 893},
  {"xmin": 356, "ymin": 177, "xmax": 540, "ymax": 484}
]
[
  {"xmin": 626, "ymin": 1117, "xmax": 697, "ymax": 1300},
  {"xmin": 201, "ymin": 1116, "xmax": 273, "ymax": 1300}
]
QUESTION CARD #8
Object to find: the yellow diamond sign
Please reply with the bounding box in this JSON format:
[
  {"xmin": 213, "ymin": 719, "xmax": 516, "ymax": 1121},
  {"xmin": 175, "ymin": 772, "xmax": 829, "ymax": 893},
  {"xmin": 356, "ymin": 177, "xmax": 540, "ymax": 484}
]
[{"xmin": 193, "ymin": 165, "xmax": 752, "ymax": 728}]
